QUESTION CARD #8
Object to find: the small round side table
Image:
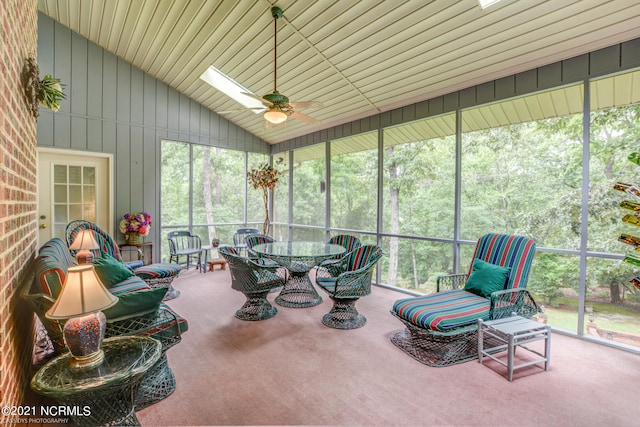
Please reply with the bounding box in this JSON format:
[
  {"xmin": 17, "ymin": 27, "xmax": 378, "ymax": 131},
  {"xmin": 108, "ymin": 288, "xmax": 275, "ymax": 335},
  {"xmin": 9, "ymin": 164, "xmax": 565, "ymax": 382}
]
[{"xmin": 31, "ymin": 336, "xmax": 161, "ymax": 426}]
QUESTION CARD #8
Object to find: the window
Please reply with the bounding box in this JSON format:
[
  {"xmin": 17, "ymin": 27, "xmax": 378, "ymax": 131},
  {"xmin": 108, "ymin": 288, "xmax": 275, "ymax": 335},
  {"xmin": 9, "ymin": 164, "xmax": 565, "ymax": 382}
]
[
  {"xmin": 382, "ymin": 114, "xmax": 456, "ymax": 290},
  {"xmin": 331, "ymin": 132, "xmax": 378, "ymax": 232}
]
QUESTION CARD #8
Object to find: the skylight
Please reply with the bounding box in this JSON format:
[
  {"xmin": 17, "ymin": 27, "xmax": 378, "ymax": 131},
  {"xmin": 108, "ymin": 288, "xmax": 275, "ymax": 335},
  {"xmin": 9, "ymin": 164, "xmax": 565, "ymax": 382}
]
[
  {"xmin": 200, "ymin": 66, "xmax": 264, "ymax": 112},
  {"xmin": 478, "ymin": 0, "xmax": 502, "ymax": 9}
]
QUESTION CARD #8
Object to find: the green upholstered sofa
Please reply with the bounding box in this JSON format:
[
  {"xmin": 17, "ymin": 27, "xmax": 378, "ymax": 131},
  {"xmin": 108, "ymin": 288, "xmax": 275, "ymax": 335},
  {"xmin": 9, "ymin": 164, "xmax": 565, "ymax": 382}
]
[{"xmin": 22, "ymin": 237, "xmax": 188, "ymax": 408}]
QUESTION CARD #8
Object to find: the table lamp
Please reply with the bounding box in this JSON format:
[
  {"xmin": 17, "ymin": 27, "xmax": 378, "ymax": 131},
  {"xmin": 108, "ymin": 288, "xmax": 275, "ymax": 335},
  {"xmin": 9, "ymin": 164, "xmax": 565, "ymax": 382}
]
[
  {"xmin": 69, "ymin": 229, "xmax": 100, "ymax": 263},
  {"xmin": 46, "ymin": 264, "xmax": 118, "ymax": 369}
]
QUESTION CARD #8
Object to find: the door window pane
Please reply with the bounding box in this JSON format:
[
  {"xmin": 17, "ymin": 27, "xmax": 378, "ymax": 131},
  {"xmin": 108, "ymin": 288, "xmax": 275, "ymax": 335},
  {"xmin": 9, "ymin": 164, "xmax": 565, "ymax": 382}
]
[{"xmin": 51, "ymin": 164, "xmax": 97, "ymax": 231}]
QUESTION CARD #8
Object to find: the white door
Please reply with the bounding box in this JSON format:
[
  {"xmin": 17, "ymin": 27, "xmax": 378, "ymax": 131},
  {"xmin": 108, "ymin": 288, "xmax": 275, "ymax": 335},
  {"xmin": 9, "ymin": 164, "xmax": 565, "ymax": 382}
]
[{"xmin": 38, "ymin": 148, "xmax": 113, "ymax": 245}]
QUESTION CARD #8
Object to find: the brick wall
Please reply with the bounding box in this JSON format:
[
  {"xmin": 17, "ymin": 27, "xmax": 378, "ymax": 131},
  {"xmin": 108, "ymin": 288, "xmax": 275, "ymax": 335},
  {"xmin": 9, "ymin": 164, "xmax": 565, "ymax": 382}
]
[{"xmin": 0, "ymin": 0, "xmax": 39, "ymax": 409}]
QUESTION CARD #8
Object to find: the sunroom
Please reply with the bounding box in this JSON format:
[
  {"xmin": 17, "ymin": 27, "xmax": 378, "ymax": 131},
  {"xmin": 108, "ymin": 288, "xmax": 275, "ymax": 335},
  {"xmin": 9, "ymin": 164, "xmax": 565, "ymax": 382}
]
[{"xmin": 3, "ymin": 1, "xmax": 640, "ymax": 426}]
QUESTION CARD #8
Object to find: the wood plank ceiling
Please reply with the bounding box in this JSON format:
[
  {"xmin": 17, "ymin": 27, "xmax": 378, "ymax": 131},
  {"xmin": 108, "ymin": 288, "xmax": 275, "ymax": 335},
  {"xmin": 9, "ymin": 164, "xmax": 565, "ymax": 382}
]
[{"xmin": 38, "ymin": 0, "xmax": 640, "ymax": 145}]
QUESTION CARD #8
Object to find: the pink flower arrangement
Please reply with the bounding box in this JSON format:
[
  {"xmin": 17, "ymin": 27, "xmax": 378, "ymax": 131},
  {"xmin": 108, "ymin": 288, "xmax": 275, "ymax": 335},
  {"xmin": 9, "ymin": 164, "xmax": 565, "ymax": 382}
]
[{"xmin": 119, "ymin": 212, "xmax": 152, "ymax": 237}]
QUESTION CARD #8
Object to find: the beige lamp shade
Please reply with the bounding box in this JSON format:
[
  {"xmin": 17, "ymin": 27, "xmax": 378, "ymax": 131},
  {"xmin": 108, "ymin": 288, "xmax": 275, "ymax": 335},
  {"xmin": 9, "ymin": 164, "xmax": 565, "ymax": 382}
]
[
  {"xmin": 69, "ymin": 229, "xmax": 100, "ymax": 251},
  {"xmin": 46, "ymin": 264, "xmax": 118, "ymax": 320}
]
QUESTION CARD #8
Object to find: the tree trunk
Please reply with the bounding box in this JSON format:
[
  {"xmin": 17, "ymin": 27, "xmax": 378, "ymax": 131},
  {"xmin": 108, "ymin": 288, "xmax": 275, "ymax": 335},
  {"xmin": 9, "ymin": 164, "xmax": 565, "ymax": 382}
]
[
  {"xmin": 263, "ymin": 188, "xmax": 270, "ymax": 235},
  {"xmin": 609, "ymin": 282, "xmax": 622, "ymax": 304}
]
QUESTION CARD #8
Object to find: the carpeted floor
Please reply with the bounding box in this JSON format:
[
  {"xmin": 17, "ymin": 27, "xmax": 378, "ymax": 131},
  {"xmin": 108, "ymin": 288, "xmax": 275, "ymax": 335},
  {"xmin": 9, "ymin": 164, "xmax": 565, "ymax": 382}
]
[{"xmin": 136, "ymin": 268, "xmax": 640, "ymax": 427}]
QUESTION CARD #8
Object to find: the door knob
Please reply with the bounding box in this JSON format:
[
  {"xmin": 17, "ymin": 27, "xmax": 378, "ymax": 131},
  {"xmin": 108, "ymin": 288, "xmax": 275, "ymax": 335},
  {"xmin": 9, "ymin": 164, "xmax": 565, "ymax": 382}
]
[{"xmin": 39, "ymin": 224, "xmax": 47, "ymax": 229}]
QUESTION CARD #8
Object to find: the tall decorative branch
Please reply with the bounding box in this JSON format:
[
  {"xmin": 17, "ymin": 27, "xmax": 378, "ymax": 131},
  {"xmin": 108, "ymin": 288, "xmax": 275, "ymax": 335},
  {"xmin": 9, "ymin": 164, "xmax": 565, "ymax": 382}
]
[{"xmin": 247, "ymin": 163, "xmax": 282, "ymax": 235}]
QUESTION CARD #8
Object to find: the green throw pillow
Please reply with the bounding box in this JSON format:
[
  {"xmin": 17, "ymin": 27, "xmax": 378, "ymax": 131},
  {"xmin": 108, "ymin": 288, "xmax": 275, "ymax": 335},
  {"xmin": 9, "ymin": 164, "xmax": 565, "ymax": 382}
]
[
  {"xmin": 92, "ymin": 253, "xmax": 135, "ymax": 288},
  {"xmin": 103, "ymin": 287, "xmax": 168, "ymax": 320},
  {"xmin": 464, "ymin": 259, "xmax": 511, "ymax": 298}
]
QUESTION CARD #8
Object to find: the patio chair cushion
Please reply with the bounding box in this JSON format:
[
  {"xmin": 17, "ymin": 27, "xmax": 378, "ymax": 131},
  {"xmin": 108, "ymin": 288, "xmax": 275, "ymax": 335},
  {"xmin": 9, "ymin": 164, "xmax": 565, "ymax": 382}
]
[
  {"xmin": 103, "ymin": 287, "xmax": 168, "ymax": 319},
  {"xmin": 463, "ymin": 259, "xmax": 510, "ymax": 298},
  {"xmin": 93, "ymin": 253, "xmax": 135, "ymax": 287},
  {"xmin": 134, "ymin": 263, "xmax": 183, "ymax": 280},
  {"xmin": 392, "ymin": 290, "xmax": 491, "ymax": 332},
  {"xmin": 109, "ymin": 275, "xmax": 151, "ymax": 295}
]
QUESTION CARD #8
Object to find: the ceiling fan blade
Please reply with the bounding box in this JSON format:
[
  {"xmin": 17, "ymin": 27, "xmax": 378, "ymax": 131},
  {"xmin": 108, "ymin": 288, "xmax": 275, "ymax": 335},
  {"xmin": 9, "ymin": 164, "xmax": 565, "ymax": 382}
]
[
  {"xmin": 218, "ymin": 107, "xmax": 266, "ymax": 114},
  {"xmin": 241, "ymin": 91, "xmax": 272, "ymax": 106},
  {"xmin": 287, "ymin": 101, "xmax": 324, "ymax": 110},
  {"xmin": 290, "ymin": 111, "xmax": 321, "ymax": 126}
]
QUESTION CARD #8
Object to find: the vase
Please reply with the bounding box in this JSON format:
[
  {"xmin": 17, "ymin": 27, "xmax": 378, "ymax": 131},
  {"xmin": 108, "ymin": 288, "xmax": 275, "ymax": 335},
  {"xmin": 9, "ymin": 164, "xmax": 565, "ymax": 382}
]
[{"xmin": 127, "ymin": 233, "xmax": 144, "ymax": 245}]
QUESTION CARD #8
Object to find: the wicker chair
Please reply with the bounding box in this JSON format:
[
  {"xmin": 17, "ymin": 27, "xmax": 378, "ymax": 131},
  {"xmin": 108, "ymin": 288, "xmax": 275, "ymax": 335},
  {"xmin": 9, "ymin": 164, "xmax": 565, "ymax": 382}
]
[
  {"xmin": 316, "ymin": 245, "xmax": 384, "ymax": 329},
  {"xmin": 390, "ymin": 233, "xmax": 539, "ymax": 367},
  {"xmin": 244, "ymin": 234, "xmax": 289, "ymax": 279},
  {"xmin": 167, "ymin": 230, "xmax": 202, "ymax": 270},
  {"xmin": 66, "ymin": 220, "xmax": 182, "ymax": 298},
  {"xmin": 316, "ymin": 234, "xmax": 362, "ymax": 279},
  {"xmin": 244, "ymin": 233, "xmax": 276, "ymax": 257},
  {"xmin": 218, "ymin": 245, "xmax": 285, "ymax": 321},
  {"xmin": 233, "ymin": 227, "xmax": 260, "ymax": 255}
]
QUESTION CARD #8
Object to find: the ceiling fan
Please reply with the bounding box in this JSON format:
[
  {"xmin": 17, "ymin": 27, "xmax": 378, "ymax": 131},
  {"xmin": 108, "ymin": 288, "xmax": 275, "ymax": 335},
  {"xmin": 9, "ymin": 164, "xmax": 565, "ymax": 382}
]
[{"xmin": 219, "ymin": 7, "xmax": 323, "ymax": 125}]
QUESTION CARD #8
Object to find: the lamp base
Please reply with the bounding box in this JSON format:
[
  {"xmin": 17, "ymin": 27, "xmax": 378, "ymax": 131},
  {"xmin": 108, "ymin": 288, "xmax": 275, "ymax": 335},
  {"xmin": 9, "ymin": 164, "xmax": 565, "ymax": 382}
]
[
  {"xmin": 69, "ymin": 349, "xmax": 105, "ymax": 370},
  {"xmin": 63, "ymin": 312, "xmax": 107, "ymax": 370},
  {"xmin": 76, "ymin": 249, "xmax": 94, "ymax": 264}
]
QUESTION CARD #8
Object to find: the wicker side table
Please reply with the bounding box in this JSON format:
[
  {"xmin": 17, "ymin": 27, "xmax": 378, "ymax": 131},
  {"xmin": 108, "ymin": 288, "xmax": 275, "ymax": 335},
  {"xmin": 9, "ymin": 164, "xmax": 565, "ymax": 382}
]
[
  {"xmin": 478, "ymin": 316, "xmax": 551, "ymax": 382},
  {"xmin": 31, "ymin": 336, "xmax": 161, "ymax": 426}
]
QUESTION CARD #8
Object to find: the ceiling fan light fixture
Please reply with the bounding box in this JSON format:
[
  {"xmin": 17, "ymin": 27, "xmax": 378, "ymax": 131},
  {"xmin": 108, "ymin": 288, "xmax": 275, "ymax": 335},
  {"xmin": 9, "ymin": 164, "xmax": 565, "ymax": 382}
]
[{"xmin": 264, "ymin": 107, "xmax": 288, "ymax": 124}]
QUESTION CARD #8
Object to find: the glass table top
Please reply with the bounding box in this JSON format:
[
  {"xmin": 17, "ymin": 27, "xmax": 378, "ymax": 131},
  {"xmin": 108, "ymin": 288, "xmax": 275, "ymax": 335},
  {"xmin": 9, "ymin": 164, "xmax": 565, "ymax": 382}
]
[
  {"xmin": 252, "ymin": 241, "xmax": 346, "ymax": 258},
  {"xmin": 31, "ymin": 336, "xmax": 161, "ymax": 395}
]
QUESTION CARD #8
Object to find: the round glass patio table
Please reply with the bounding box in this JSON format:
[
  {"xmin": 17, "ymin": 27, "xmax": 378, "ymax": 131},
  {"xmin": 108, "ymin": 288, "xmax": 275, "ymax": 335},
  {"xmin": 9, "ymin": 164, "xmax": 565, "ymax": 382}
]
[
  {"xmin": 30, "ymin": 336, "xmax": 161, "ymax": 426},
  {"xmin": 252, "ymin": 241, "xmax": 346, "ymax": 308}
]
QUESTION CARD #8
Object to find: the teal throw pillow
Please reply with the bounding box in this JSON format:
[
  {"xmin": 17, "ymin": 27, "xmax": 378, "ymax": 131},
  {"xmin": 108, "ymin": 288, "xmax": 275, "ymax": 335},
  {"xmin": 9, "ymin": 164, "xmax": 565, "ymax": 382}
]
[
  {"xmin": 464, "ymin": 259, "xmax": 511, "ymax": 298},
  {"xmin": 92, "ymin": 253, "xmax": 135, "ymax": 288},
  {"xmin": 103, "ymin": 287, "xmax": 168, "ymax": 320}
]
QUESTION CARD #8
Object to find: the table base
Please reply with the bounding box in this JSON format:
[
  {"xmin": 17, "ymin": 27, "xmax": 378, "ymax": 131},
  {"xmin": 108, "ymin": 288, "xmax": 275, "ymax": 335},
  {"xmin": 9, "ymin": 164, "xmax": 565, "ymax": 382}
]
[
  {"xmin": 478, "ymin": 316, "xmax": 551, "ymax": 382},
  {"xmin": 275, "ymin": 273, "xmax": 322, "ymax": 308},
  {"xmin": 54, "ymin": 383, "xmax": 141, "ymax": 426}
]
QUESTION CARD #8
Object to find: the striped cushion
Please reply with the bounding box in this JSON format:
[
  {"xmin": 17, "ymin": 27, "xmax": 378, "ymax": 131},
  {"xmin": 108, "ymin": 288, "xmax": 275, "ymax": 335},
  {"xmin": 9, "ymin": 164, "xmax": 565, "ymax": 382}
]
[
  {"xmin": 392, "ymin": 290, "xmax": 490, "ymax": 331},
  {"xmin": 348, "ymin": 245, "xmax": 383, "ymax": 271},
  {"xmin": 109, "ymin": 275, "xmax": 151, "ymax": 296},
  {"xmin": 470, "ymin": 233, "xmax": 536, "ymax": 291},
  {"xmin": 316, "ymin": 277, "xmax": 337, "ymax": 293},
  {"xmin": 245, "ymin": 234, "xmax": 275, "ymax": 247},
  {"xmin": 329, "ymin": 234, "xmax": 361, "ymax": 252},
  {"xmin": 219, "ymin": 245, "xmax": 238, "ymax": 256},
  {"xmin": 134, "ymin": 263, "xmax": 183, "ymax": 279},
  {"xmin": 34, "ymin": 237, "xmax": 77, "ymax": 297}
]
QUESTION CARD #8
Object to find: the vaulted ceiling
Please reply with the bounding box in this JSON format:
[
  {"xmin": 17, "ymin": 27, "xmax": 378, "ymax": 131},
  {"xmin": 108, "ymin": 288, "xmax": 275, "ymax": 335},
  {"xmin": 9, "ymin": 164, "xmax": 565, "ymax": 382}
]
[{"xmin": 38, "ymin": 0, "xmax": 640, "ymax": 145}]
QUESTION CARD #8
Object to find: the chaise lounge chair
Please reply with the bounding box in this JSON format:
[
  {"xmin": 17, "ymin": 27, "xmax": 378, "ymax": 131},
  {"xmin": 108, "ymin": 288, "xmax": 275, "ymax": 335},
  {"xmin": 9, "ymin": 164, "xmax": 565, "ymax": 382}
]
[{"xmin": 390, "ymin": 233, "xmax": 540, "ymax": 366}]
